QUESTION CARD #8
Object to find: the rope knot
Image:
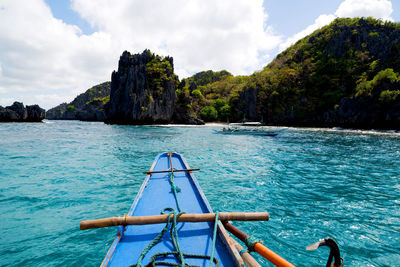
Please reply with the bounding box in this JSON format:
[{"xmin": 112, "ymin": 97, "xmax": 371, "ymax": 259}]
[
  {"xmin": 238, "ymin": 249, "xmax": 247, "ymax": 255},
  {"xmin": 244, "ymin": 235, "xmax": 263, "ymax": 252},
  {"xmin": 171, "ymin": 184, "xmax": 181, "ymax": 193},
  {"xmin": 123, "ymin": 214, "xmax": 128, "ymax": 225}
]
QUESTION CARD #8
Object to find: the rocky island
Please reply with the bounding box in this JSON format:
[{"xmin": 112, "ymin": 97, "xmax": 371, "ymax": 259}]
[
  {"xmin": 105, "ymin": 50, "xmax": 203, "ymax": 125},
  {"xmin": 0, "ymin": 102, "xmax": 45, "ymax": 122}
]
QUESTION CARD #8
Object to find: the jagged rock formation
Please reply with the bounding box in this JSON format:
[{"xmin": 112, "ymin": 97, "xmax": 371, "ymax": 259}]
[
  {"xmin": 105, "ymin": 50, "xmax": 177, "ymax": 124},
  {"xmin": 0, "ymin": 102, "xmax": 45, "ymax": 122},
  {"xmin": 46, "ymin": 82, "xmax": 110, "ymax": 121}
]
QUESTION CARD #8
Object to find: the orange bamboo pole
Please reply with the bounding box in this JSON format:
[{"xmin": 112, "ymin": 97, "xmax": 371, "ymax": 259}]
[{"xmin": 253, "ymin": 243, "xmax": 295, "ymax": 267}]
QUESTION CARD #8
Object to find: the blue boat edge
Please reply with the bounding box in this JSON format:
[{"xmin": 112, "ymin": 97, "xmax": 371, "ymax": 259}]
[{"xmin": 100, "ymin": 152, "xmax": 244, "ymax": 267}]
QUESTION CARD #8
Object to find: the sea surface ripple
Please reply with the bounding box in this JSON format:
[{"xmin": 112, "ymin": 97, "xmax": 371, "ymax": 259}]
[{"xmin": 0, "ymin": 121, "xmax": 399, "ymax": 266}]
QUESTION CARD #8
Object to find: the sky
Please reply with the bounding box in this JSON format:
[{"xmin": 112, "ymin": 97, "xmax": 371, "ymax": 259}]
[{"xmin": 0, "ymin": 0, "xmax": 398, "ymax": 109}]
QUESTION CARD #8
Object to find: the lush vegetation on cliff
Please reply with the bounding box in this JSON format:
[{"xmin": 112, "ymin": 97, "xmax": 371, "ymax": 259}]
[
  {"xmin": 176, "ymin": 70, "xmax": 240, "ymax": 121},
  {"xmin": 180, "ymin": 17, "xmax": 400, "ymax": 127},
  {"xmin": 145, "ymin": 50, "xmax": 179, "ymax": 97},
  {"xmin": 252, "ymin": 17, "xmax": 400, "ymax": 124}
]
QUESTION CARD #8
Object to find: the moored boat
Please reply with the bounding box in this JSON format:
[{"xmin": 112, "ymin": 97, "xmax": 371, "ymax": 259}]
[
  {"xmin": 214, "ymin": 122, "xmax": 280, "ymax": 136},
  {"xmin": 216, "ymin": 128, "xmax": 278, "ymax": 136}
]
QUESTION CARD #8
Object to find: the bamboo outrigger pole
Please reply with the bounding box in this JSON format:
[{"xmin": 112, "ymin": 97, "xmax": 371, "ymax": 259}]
[
  {"xmin": 80, "ymin": 212, "xmax": 269, "ymax": 230},
  {"xmin": 223, "ymin": 222, "xmax": 295, "ymax": 267}
]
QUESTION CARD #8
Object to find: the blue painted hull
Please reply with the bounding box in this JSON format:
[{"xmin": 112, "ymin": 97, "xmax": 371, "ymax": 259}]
[{"xmin": 101, "ymin": 152, "xmax": 241, "ymax": 267}]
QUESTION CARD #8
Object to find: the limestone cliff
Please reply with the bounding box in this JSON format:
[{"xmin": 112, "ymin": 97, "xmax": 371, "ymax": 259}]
[
  {"xmin": 209, "ymin": 17, "xmax": 400, "ymax": 129},
  {"xmin": 105, "ymin": 50, "xmax": 177, "ymax": 124}
]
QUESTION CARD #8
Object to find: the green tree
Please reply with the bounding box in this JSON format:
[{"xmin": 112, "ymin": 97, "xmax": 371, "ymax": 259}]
[
  {"xmin": 371, "ymin": 68, "xmax": 398, "ymax": 86},
  {"xmin": 356, "ymin": 68, "xmax": 399, "ymax": 97},
  {"xmin": 191, "ymin": 89, "xmax": 204, "ymax": 100},
  {"xmin": 379, "ymin": 90, "xmax": 400, "ymax": 103},
  {"xmin": 219, "ymin": 104, "xmax": 231, "ymax": 121},
  {"xmin": 67, "ymin": 105, "xmax": 75, "ymax": 112},
  {"xmin": 213, "ymin": 98, "xmax": 227, "ymax": 112},
  {"xmin": 200, "ymin": 106, "xmax": 218, "ymax": 121}
]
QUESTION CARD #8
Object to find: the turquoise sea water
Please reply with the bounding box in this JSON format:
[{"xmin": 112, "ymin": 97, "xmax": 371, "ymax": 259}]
[{"xmin": 0, "ymin": 120, "xmax": 399, "ymax": 266}]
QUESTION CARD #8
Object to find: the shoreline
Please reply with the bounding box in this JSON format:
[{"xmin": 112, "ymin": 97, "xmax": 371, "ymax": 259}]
[{"xmin": 41, "ymin": 120, "xmax": 400, "ymax": 136}]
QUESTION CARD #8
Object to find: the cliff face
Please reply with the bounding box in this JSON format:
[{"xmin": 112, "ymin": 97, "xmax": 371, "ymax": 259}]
[
  {"xmin": 175, "ymin": 18, "xmax": 399, "ymax": 128},
  {"xmin": 46, "ymin": 82, "xmax": 110, "ymax": 121},
  {"xmin": 227, "ymin": 17, "xmax": 400, "ymax": 129},
  {"xmin": 323, "ymin": 72, "xmax": 400, "ymax": 129},
  {"xmin": 266, "ymin": 18, "xmax": 400, "ymax": 128},
  {"xmin": 105, "ymin": 50, "xmax": 177, "ymax": 124},
  {"xmin": 0, "ymin": 102, "xmax": 45, "ymax": 122}
]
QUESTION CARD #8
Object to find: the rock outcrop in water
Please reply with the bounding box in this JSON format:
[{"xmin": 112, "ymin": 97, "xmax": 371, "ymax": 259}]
[
  {"xmin": 105, "ymin": 50, "xmax": 178, "ymax": 124},
  {"xmin": 46, "ymin": 82, "xmax": 110, "ymax": 121},
  {"xmin": 0, "ymin": 102, "xmax": 45, "ymax": 122}
]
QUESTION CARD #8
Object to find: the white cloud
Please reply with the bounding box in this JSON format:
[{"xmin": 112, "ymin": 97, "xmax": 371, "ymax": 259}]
[
  {"xmin": 0, "ymin": 0, "xmax": 282, "ymax": 109},
  {"xmin": 280, "ymin": 0, "xmax": 394, "ymax": 51},
  {"xmin": 71, "ymin": 0, "xmax": 282, "ymax": 76},
  {"xmin": 0, "ymin": 0, "xmax": 119, "ymax": 109},
  {"xmin": 335, "ymin": 0, "xmax": 393, "ymax": 20}
]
